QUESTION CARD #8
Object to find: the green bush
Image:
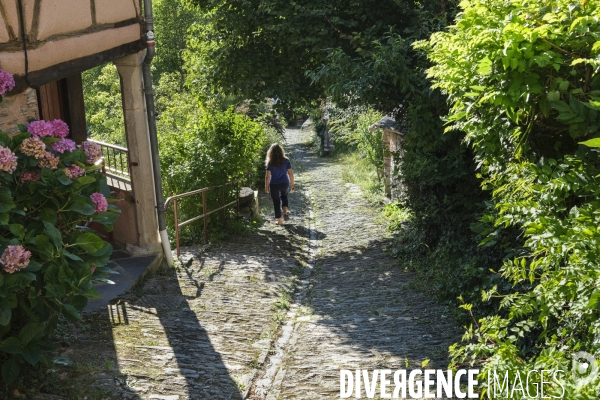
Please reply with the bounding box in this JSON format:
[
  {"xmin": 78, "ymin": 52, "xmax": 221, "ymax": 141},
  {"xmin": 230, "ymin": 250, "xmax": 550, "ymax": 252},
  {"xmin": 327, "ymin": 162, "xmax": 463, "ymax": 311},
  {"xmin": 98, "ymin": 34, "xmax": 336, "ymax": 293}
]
[
  {"xmin": 327, "ymin": 106, "xmax": 384, "ymax": 171},
  {"xmin": 420, "ymin": 0, "xmax": 600, "ymax": 395},
  {"xmin": 158, "ymin": 90, "xmax": 268, "ymax": 243},
  {"xmin": 0, "ymin": 85, "xmax": 117, "ymax": 385}
]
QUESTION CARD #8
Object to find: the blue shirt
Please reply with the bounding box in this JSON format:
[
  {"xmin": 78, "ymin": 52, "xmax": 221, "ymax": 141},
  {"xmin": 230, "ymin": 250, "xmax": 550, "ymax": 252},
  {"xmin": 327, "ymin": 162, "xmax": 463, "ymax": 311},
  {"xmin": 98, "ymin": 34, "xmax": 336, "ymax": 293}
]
[{"xmin": 267, "ymin": 160, "xmax": 292, "ymax": 184}]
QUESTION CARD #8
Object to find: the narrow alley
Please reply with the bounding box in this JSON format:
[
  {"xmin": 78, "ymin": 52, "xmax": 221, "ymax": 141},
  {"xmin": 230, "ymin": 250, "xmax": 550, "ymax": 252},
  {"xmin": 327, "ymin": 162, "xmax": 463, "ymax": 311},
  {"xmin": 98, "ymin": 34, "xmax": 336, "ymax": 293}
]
[{"xmin": 53, "ymin": 124, "xmax": 460, "ymax": 400}]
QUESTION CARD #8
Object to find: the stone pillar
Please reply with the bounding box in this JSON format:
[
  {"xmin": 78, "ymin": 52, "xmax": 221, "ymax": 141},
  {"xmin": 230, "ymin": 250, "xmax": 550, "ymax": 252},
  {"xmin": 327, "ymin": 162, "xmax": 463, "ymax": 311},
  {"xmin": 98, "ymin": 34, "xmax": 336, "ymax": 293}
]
[
  {"xmin": 382, "ymin": 129, "xmax": 392, "ymax": 198},
  {"xmin": 114, "ymin": 50, "xmax": 161, "ymax": 254}
]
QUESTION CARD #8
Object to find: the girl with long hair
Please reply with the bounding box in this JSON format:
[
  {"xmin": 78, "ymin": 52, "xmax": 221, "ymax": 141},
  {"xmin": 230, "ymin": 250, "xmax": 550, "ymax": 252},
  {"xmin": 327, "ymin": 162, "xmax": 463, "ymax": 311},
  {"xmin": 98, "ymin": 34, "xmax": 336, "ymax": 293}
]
[{"xmin": 265, "ymin": 143, "xmax": 296, "ymax": 225}]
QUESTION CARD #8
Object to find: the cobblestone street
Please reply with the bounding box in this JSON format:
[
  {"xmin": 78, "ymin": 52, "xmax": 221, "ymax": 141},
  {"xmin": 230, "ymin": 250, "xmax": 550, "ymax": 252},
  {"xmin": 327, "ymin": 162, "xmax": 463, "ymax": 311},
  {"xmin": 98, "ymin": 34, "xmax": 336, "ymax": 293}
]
[{"xmin": 53, "ymin": 124, "xmax": 460, "ymax": 400}]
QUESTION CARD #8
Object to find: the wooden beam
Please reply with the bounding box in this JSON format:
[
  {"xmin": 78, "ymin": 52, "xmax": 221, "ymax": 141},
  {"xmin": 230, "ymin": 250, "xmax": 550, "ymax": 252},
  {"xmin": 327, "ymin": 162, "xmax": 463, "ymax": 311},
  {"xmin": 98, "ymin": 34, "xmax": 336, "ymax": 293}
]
[
  {"xmin": 11, "ymin": 40, "xmax": 145, "ymax": 92},
  {"xmin": 65, "ymin": 73, "xmax": 87, "ymax": 144}
]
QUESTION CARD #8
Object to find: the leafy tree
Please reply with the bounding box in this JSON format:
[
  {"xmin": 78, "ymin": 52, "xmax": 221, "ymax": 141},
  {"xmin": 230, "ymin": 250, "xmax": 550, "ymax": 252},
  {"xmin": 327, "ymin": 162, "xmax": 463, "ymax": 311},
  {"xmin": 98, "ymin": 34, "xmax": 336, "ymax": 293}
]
[
  {"xmin": 185, "ymin": 0, "xmax": 423, "ymax": 108},
  {"xmin": 153, "ymin": 0, "xmax": 198, "ymax": 82},
  {"xmin": 82, "ymin": 64, "xmax": 125, "ymax": 146},
  {"xmin": 421, "ymin": 0, "xmax": 600, "ymax": 395}
]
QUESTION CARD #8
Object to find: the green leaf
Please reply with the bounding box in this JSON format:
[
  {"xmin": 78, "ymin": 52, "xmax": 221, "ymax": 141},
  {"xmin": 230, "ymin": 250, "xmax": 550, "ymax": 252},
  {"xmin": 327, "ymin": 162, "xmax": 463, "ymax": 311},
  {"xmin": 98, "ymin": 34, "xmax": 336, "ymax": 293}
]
[
  {"xmin": 40, "ymin": 208, "xmax": 58, "ymax": 224},
  {"xmin": 547, "ymin": 90, "xmax": 560, "ymax": 102},
  {"xmin": 89, "ymin": 242, "xmax": 112, "ymax": 257},
  {"xmin": 0, "ymin": 187, "xmax": 15, "ymax": 213},
  {"xmin": 0, "ymin": 301, "xmax": 11, "ymax": 326},
  {"xmin": 579, "ymin": 138, "xmax": 600, "ymax": 148},
  {"xmin": 92, "ymin": 211, "xmax": 120, "ymax": 225},
  {"xmin": 588, "ymin": 291, "xmax": 600, "ymax": 309},
  {"xmin": 63, "ymin": 250, "xmax": 83, "ymax": 261},
  {"xmin": 75, "ymin": 233, "xmax": 105, "ymax": 253},
  {"xmin": 43, "ymin": 221, "xmax": 63, "ymax": 249},
  {"xmin": 37, "ymin": 340, "xmax": 57, "ymax": 351},
  {"xmin": 8, "ymin": 224, "xmax": 24, "ymax": 239},
  {"xmin": 69, "ymin": 295, "xmax": 89, "ymax": 311},
  {"xmin": 21, "ymin": 345, "xmax": 42, "ymax": 366},
  {"xmin": 62, "ymin": 304, "xmax": 82, "ymax": 321},
  {"xmin": 58, "ymin": 173, "xmax": 72, "ymax": 186},
  {"xmin": 0, "ymin": 131, "xmax": 10, "ymax": 147},
  {"xmin": 19, "ymin": 323, "xmax": 45, "ymax": 347},
  {"xmin": 67, "ymin": 198, "xmax": 94, "ymax": 215},
  {"xmin": 22, "ymin": 260, "xmax": 41, "ymax": 273},
  {"xmin": 3, "ymin": 273, "xmax": 35, "ymax": 292},
  {"xmin": 35, "ymin": 234, "xmax": 54, "ymax": 261},
  {"xmin": 0, "ymin": 213, "xmax": 8, "ymax": 226},
  {"xmin": 76, "ymin": 176, "xmax": 97, "ymax": 185},
  {"xmin": 0, "ymin": 337, "xmax": 22, "ymax": 354},
  {"xmin": 2, "ymin": 357, "xmax": 20, "ymax": 384}
]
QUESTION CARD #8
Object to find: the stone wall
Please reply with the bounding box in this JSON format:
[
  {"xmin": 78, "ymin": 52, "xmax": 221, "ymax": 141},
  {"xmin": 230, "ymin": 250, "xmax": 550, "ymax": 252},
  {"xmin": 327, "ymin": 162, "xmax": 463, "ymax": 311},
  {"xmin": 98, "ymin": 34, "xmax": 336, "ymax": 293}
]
[
  {"xmin": 0, "ymin": 88, "xmax": 38, "ymax": 135},
  {"xmin": 0, "ymin": 0, "xmax": 141, "ymax": 78},
  {"xmin": 382, "ymin": 128, "xmax": 404, "ymax": 200}
]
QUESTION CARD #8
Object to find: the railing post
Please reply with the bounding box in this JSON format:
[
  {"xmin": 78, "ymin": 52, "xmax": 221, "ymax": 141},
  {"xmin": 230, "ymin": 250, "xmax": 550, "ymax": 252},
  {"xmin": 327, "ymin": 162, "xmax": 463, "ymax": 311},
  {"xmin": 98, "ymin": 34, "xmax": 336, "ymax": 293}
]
[
  {"xmin": 174, "ymin": 198, "xmax": 180, "ymax": 258},
  {"xmin": 202, "ymin": 191, "xmax": 208, "ymax": 244},
  {"xmin": 221, "ymin": 190, "xmax": 225, "ymax": 220}
]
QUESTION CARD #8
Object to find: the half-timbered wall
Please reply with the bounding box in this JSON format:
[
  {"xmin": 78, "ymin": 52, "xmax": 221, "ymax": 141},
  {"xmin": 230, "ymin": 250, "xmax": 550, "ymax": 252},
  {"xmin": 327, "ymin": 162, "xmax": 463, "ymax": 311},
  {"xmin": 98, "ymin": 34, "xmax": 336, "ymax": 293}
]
[
  {"xmin": 0, "ymin": 0, "xmax": 143, "ymax": 133},
  {"xmin": 0, "ymin": 0, "xmax": 142, "ymax": 78}
]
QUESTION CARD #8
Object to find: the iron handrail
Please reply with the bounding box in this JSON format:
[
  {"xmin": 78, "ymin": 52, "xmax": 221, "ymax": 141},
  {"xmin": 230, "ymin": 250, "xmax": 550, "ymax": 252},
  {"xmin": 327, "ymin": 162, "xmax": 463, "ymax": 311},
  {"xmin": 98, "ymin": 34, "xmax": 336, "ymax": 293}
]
[
  {"xmin": 87, "ymin": 139, "xmax": 128, "ymax": 152},
  {"xmin": 164, "ymin": 183, "xmax": 240, "ymax": 257},
  {"xmin": 88, "ymin": 139, "xmax": 130, "ymax": 180}
]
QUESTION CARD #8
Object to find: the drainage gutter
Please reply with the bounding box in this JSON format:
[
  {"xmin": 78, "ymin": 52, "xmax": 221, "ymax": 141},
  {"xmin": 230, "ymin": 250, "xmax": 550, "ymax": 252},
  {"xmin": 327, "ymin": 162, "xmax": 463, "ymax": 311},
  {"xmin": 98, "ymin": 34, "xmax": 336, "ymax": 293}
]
[{"xmin": 142, "ymin": 0, "xmax": 174, "ymax": 267}]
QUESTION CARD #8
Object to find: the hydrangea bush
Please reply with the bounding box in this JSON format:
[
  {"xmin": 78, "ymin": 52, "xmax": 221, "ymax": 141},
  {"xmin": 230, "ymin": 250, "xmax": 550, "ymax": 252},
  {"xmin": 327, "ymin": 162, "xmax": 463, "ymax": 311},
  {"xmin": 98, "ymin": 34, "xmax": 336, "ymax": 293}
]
[{"xmin": 0, "ymin": 69, "xmax": 119, "ymax": 383}]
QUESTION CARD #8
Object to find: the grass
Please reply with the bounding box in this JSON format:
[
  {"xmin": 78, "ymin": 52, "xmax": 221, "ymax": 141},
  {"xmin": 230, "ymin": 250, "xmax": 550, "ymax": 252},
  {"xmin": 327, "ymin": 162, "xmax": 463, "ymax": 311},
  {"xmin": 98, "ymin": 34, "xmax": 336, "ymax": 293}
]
[{"xmin": 338, "ymin": 152, "xmax": 385, "ymax": 204}]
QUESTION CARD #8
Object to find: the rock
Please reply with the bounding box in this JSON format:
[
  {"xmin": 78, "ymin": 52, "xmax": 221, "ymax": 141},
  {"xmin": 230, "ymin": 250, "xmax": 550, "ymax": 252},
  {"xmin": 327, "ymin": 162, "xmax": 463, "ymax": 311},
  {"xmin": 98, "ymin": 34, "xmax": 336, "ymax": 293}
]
[{"xmin": 238, "ymin": 187, "xmax": 255, "ymax": 208}]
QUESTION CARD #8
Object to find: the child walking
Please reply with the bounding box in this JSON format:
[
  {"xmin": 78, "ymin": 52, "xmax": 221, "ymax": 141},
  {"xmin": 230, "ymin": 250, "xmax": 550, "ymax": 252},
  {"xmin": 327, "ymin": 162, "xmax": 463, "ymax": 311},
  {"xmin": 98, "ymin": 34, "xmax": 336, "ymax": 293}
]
[{"xmin": 265, "ymin": 143, "xmax": 296, "ymax": 225}]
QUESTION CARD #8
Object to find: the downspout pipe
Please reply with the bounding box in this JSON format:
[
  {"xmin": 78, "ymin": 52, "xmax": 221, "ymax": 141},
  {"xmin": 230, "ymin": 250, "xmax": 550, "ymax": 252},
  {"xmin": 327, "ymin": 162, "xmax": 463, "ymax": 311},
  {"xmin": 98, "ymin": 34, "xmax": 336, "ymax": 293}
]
[{"xmin": 142, "ymin": 0, "xmax": 174, "ymax": 267}]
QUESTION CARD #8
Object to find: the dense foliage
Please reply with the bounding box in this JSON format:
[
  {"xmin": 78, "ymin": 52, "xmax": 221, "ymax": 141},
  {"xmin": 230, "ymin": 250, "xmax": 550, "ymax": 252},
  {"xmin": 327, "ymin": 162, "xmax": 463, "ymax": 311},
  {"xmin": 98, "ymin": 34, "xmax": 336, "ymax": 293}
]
[
  {"xmin": 82, "ymin": 64, "xmax": 125, "ymax": 146},
  {"xmin": 0, "ymin": 86, "xmax": 117, "ymax": 384},
  {"xmin": 421, "ymin": 0, "xmax": 600, "ymax": 396},
  {"xmin": 326, "ymin": 106, "xmax": 384, "ymax": 176},
  {"xmin": 157, "ymin": 84, "xmax": 271, "ymax": 242},
  {"xmin": 186, "ymin": 0, "xmax": 428, "ymax": 109}
]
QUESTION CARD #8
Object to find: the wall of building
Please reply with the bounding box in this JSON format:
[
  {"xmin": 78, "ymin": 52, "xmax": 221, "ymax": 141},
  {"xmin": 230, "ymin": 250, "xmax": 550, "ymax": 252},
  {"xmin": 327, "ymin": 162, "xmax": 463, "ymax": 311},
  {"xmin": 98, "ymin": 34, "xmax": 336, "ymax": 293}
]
[
  {"xmin": 0, "ymin": 0, "xmax": 141, "ymax": 78},
  {"xmin": 0, "ymin": 88, "xmax": 38, "ymax": 135}
]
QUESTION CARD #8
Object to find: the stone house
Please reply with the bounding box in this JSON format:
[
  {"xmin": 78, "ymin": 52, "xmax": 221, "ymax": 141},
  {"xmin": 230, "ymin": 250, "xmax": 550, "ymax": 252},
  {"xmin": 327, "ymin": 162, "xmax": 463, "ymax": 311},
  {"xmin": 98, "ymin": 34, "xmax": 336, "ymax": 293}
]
[
  {"xmin": 370, "ymin": 116, "xmax": 405, "ymax": 200},
  {"xmin": 0, "ymin": 0, "xmax": 163, "ymax": 256}
]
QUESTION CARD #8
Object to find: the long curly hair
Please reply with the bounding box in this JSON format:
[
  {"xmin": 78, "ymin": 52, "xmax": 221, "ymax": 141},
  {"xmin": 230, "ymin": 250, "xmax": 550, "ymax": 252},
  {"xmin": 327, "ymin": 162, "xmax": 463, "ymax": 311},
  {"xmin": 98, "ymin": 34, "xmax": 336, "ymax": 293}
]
[{"xmin": 265, "ymin": 143, "xmax": 287, "ymax": 167}]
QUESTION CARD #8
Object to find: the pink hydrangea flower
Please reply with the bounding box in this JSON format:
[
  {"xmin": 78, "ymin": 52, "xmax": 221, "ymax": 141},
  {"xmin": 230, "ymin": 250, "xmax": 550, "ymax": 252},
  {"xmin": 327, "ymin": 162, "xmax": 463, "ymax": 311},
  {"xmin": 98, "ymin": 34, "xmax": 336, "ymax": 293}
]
[
  {"xmin": 0, "ymin": 69, "xmax": 15, "ymax": 95},
  {"xmin": 0, "ymin": 245, "xmax": 31, "ymax": 274},
  {"xmin": 0, "ymin": 145, "xmax": 18, "ymax": 173},
  {"xmin": 51, "ymin": 138, "xmax": 76, "ymax": 154},
  {"xmin": 20, "ymin": 137, "xmax": 46, "ymax": 159},
  {"xmin": 90, "ymin": 265, "xmax": 97, "ymax": 274},
  {"xmin": 90, "ymin": 192, "xmax": 108, "ymax": 213},
  {"xmin": 21, "ymin": 171, "xmax": 41, "ymax": 181},
  {"xmin": 39, "ymin": 152, "xmax": 59, "ymax": 169},
  {"xmin": 27, "ymin": 120, "xmax": 54, "ymax": 138},
  {"xmin": 82, "ymin": 141, "xmax": 102, "ymax": 165},
  {"xmin": 64, "ymin": 164, "xmax": 85, "ymax": 179},
  {"xmin": 50, "ymin": 119, "xmax": 69, "ymax": 138}
]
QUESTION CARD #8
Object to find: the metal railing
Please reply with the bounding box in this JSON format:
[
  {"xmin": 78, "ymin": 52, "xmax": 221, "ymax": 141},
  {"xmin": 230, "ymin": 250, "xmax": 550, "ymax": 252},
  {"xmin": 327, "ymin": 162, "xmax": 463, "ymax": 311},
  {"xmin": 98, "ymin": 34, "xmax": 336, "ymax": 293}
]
[
  {"xmin": 164, "ymin": 183, "xmax": 239, "ymax": 257},
  {"xmin": 89, "ymin": 139, "xmax": 130, "ymax": 180}
]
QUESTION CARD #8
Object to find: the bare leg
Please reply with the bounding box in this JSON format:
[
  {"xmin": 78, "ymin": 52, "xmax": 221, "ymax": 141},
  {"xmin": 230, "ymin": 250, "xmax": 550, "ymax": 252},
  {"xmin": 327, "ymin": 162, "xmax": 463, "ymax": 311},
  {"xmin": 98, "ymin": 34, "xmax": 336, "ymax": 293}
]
[{"xmin": 283, "ymin": 206, "xmax": 289, "ymax": 221}]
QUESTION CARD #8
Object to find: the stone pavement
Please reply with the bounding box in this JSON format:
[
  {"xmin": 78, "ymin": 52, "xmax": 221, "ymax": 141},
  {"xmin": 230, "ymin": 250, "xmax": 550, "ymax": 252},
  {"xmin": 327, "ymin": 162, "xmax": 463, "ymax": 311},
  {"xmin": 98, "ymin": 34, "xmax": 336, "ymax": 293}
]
[{"xmin": 48, "ymin": 124, "xmax": 460, "ymax": 400}]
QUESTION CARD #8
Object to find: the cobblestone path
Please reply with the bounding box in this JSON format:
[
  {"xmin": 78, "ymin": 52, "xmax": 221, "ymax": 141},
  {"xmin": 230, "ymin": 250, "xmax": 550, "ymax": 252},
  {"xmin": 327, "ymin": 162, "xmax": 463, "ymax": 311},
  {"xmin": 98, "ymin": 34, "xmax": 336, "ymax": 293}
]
[{"xmin": 49, "ymin": 123, "xmax": 460, "ymax": 400}]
